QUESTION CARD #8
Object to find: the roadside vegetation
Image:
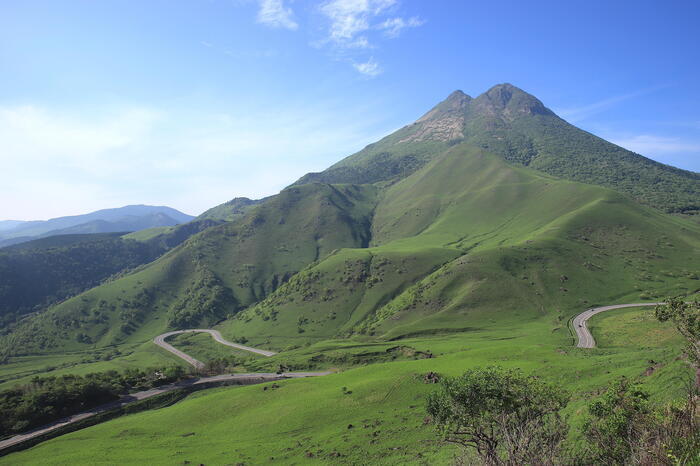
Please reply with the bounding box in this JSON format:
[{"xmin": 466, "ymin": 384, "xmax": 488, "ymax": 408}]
[
  {"xmin": 3, "ymin": 308, "xmax": 695, "ymax": 464},
  {"xmin": 0, "ymin": 366, "xmax": 189, "ymax": 438}
]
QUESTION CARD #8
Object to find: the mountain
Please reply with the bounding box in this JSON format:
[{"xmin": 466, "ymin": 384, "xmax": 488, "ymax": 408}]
[
  {"xmin": 1, "ymin": 84, "xmax": 698, "ymax": 358},
  {"xmin": 0, "ymin": 219, "xmax": 220, "ymax": 328},
  {"xmin": 0, "ymin": 220, "xmax": 26, "ymax": 232},
  {"xmin": 0, "ymin": 205, "xmax": 194, "ymax": 239},
  {"xmin": 298, "ymin": 84, "xmax": 699, "ymax": 214},
  {"xmin": 0, "ymin": 205, "xmax": 194, "ymax": 247}
]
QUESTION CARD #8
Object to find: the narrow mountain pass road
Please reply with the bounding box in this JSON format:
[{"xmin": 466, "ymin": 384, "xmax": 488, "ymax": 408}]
[
  {"xmin": 572, "ymin": 303, "xmax": 664, "ymax": 348},
  {"xmin": 153, "ymin": 329, "xmax": 277, "ymax": 368}
]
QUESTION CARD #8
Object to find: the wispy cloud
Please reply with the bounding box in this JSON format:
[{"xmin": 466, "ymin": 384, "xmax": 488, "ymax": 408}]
[
  {"xmin": 257, "ymin": 0, "xmax": 298, "ymax": 30},
  {"xmin": 609, "ymin": 134, "xmax": 700, "ymax": 155},
  {"xmin": 316, "ymin": 0, "xmax": 423, "ymax": 76},
  {"xmin": 320, "ymin": 0, "xmax": 396, "ymax": 47},
  {"xmin": 0, "ymin": 102, "xmax": 393, "ymax": 219},
  {"xmin": 557, "ymin": 85, "xmax": 670, "ymax": 123},
  {"xmin": 353, "ymin": 57, "xmax": 382, "ymax": 77},
  {"xmin": 378, "ymin": 16, "xmax": 424, "ymax": 38}
]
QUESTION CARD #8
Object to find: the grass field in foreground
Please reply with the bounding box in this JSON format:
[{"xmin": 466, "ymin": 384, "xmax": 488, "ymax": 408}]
[{"xmin": 2, "ymin": 314, "xmax": 690, "ymax": 465}]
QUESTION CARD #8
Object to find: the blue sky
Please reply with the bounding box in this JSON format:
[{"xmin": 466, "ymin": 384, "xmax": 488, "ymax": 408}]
[{"xmin": 1, "ymin": 0, "xmax": 699, "ymax": 219}]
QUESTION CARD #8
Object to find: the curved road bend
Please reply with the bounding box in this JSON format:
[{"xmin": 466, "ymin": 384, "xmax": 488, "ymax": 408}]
[
  {"xmin": 573, "ymin": 303, "xmax": 665, "ymax": 348},
  {"xmin": 0, "ymin": 371, "xmax": 331, "ymax": 452},
  {"xmin": 154, "ymin": 329, "xmax": 277, "ymax": 368}
]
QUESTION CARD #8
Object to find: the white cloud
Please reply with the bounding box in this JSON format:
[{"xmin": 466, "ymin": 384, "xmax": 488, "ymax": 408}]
[
  {"xmin": 353, "ymin": 57, "xmax": 382, "ymax": 77},
  {"xmin": 257, "ymin": 0, "xmax": 298, "ymax": 30},
  {"xmin": 0, "ymin": 105, "xmax": 159, "ymax": 176},
  {"xmin": 317, "ymin": 0, "xmax": 423, "ymax": 75},
  {"xmin": 378, "ymin": 16, "xmax": 424, "ymax": 38}
]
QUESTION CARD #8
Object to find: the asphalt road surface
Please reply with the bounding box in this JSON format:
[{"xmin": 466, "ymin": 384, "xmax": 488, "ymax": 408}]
[
  {"xmin": 572, "ymin": 303, "xmax": 664, "ymax": 348},
  {"xmin": 153, "ymin": 329, "xmax": 277, "ymax": 368}
]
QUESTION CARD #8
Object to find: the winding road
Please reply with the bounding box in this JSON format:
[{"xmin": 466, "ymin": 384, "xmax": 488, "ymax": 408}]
[
  {"xmin": 153, "ymin": 329, "xmax": 277, "ymax": 368},
  {"xmin": 572, "ymin": 303, "xmax": 664, "ymax": 348},
  {"xmin": 3, "ymin": 304, "xmax": 670, "ymax": 453},
  {"xmin": 0, "ymin": 331, "xmax": 320, "ymax": 454}
]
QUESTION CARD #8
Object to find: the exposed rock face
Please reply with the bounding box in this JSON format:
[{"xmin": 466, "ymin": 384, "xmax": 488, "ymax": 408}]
[
  {"xmin": 399, "ymin": 84, "xmax": 555, "ymax": 143},
  {"xmin": 400, "ymin": 90, "xmax": 471, "ymax": 143},
  {"xmin": 472, "ymin": 83, "xmax": 554, "ymax": 121}
]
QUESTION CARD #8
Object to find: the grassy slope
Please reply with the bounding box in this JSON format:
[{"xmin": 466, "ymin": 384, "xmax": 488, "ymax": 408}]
[
  {"xmin": 197, "ymin": 197, "xmax": 263, "ymax": 222},
  {"xmin": 0, "ymin": 235, "xmax": 164, "ymax": 327},
  {"xmin": 121, "ymin": 227, "xmax": 174, "ymax": 241},
  {"xmin": 1, "ymin": 146, "xmax": 696, "ymax": 387},
  {"xmin": 3, "ymin": 315, "xmax": 690, "ymax": 465},
  {"xmin": 587, "ymin": 306, "xmax": 684, "ymax": 349},
  {"xmin": 0, "ymin": 219, "xmax": 222, "ymax": 329}
]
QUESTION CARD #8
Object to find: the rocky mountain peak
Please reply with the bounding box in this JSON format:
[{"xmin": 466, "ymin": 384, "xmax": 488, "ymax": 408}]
[{"xmin": 474, "ymin": 83, "xmax": 553, "ymax": 119}]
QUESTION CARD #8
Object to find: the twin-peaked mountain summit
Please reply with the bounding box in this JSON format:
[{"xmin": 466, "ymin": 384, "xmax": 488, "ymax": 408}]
[
  {"xmin": 300, "ymin": 83, "xmax": 698, "ymax": 213},
  {"xmin": 2, "ymin": 84, "xmax": 699, "ymax": 356}
]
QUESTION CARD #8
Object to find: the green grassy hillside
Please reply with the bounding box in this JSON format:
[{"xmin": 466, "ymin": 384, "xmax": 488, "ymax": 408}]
[
  {"xmin": 197, "ymin": 197, "xmax": 263, "ymax": 222},
  {"xmin": 3, "ymin": 143, "xmax": 698, "ymax": 365},
  {"xmin": 3, "ymin": 315, "xmax": 691, "ymax": 465},
  {"xmin": 0, "ymin": 183, "xmax": 378, "ymax": 357},
  {"xmin": 0, "ymin": 220, "xmax": 221, "ymax": 330},
  {"xmin": 0, "ymin": 235, "xmax": 163, "ymax": 329},
  {"xmin": 0, "ymin": 85, "xmax": 698, "ymax": 464},
  {"xmin": 219, "ymin": 146, "xmax": 700, "ymax": 347}
]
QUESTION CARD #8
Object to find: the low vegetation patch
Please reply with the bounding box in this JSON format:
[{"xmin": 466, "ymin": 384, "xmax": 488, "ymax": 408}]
[{"xmin": 0, "ymin": 366, "xmax": 189, "ymax": 438}]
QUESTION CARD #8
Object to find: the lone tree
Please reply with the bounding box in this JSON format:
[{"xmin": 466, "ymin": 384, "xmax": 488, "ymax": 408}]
[
  {"xmin": 426, "ymin": 366, "xmax": 569, "ymax": 465},
  {"xmin": 656, "ymin": 298, "xmax": 700, "ymax": 384}
]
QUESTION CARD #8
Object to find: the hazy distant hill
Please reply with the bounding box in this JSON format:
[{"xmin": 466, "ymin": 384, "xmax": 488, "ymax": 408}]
[
  {"xmin": 0, "ymin": 220, "xmax": 26, "ymax": 232},
  {"xmin": 0, "ymin": 205, "xmax": 194, "ymax": 247}
]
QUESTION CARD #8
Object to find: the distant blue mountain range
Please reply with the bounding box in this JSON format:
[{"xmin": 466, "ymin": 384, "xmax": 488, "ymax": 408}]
[{"xmin": 0, "ymin": 205, "xmax": 194, "ymax": 247}]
